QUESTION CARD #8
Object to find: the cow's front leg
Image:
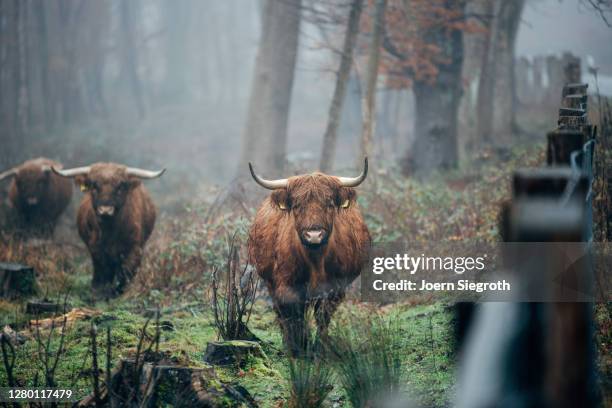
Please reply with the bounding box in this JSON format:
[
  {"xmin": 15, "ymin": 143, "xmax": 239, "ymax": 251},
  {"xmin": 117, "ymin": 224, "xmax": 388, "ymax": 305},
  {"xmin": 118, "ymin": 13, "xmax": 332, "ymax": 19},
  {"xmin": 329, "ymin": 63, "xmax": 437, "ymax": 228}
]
[
  {"xmin": 313, "ymin": 291, "xmax": 344, "ymax": 349},
  {"xmin": 91, "ymin": 254, "xmax": 114, "ymax": 298},
  {"xmin": 273, "ymin": 285, "xmax": 308, "ymax": 357},
  {"xmin": 117, "ymin": 246, "xmax": 143, "ymax": 294}
]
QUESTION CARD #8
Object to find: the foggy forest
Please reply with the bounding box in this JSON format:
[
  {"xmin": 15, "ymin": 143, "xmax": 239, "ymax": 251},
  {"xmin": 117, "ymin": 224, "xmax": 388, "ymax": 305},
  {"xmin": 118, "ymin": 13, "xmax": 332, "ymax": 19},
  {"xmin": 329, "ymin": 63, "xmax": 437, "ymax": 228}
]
[{"xmin": 0, "ymin": 0, "xmax": 611, "ymax": 407}]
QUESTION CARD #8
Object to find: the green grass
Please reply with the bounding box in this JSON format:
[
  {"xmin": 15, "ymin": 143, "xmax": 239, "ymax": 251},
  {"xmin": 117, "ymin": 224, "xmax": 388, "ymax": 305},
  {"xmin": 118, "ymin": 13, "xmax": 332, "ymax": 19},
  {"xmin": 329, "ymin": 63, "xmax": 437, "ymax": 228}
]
[{"xmin": 0, "ymin": 287, "xmax": 456, "ymax": 407}]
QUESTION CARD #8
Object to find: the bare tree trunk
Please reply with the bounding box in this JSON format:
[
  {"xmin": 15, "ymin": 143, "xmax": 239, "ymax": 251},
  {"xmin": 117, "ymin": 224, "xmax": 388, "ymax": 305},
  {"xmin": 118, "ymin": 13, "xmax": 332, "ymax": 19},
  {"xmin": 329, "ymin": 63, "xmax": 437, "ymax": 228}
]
[
  {"xmin": 162, "ymin": 0, "xmax": 191, "ymax": 102},
  {"xmin": 403, "ymin": 0, "xmax": 465, "ymax": 178},
  {"xmin": 492, "ymin": 0, "xmax": 525, "ymax": 143},
  {"xmin": 359, "ymin": 0, "xmax": 386, "ymax": 163},
  {"xmin": 477, "ymin": 0, "xmax": 525, "ymax": 145},
  {"xmin": 0, "ymin": 0, "xmax": 19, "ymax": 167},
  {"xmin": 476, "ymin": 0, "xmax": 498, "ymax": 145},
  {"xmin": 77, "ymin": 1, "xmax": 109, "ymax": 119},
  {"xmin": 16, "ymin": 0, "xmax": 29, "ymax": 138},
  {"xmin": 238, "ymin": 0, "xmax": 302, "ymax": 178},
  {"xmin": 319, "ymin": 0, "xmax": 364, "ymax": 173},
  {"xmin": 34, "ymin": 1, "xmax": 52, "ymax": 129},
  {"xmin": 119, "ymin": 0, "xmax": 145, "ymax": 119},
  {"xmin": 55, "ymin": 0, "xmax": 86, "ymax": 125},
  {"xmin": 459, "ymin": 0, "xmax": 490, "ymax": 152}
]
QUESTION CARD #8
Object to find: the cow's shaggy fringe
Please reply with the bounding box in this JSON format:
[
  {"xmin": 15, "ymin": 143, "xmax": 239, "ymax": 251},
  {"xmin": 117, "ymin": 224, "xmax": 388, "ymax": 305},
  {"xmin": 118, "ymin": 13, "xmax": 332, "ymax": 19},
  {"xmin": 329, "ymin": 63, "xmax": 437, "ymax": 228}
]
[{"xmin": 327, "ymin": 313, "xmax": 405, "ymax": 408}]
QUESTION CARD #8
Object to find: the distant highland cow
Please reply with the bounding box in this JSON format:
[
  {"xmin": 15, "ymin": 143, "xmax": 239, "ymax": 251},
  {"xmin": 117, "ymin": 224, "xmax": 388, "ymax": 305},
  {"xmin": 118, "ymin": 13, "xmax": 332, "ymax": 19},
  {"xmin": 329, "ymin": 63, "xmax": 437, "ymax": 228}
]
[
  {"xmin": 248, "ymin": 159, "xmax": 371, "ymax": 355},
  {"xmin": 53, "ymin": 163, "xmax": 165, "ymax": 296},
  {"xmin": 0, "ymin": 157, "xmax": 72, "ymax": 236}
]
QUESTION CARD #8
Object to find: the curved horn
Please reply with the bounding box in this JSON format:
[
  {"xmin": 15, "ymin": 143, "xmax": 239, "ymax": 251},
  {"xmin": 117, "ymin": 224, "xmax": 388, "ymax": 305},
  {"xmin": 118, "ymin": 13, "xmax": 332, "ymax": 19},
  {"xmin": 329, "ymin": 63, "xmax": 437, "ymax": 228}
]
[
  {"xmin": 249, "ymin": 163, "xmax": 288, "ymax": 190},
  {"xmin": 125, "ymin": 167, "xmax": 166, "ymax": 179},
  {"xmin": 337, "ymin": 157, "xmax": 368, "ymax": 187},
  {"xmin": 0, "ymin": 167, "xmax": 18, "ymax": 181},
  {"xmin": 51, "ymin": 166, "xmax": 91, "ymax": 178}
]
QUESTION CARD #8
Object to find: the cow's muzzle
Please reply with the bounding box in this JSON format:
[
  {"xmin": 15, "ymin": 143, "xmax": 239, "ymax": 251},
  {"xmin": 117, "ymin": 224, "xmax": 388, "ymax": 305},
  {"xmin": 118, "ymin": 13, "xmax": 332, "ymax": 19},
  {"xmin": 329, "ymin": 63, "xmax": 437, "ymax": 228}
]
[
  {"xmin": 97, "ymin": 205, "xmax": 115, "ymax": 217},
  {"xmin": 301, "ymin": 228, "xmax": 328, "ymax": 248}
]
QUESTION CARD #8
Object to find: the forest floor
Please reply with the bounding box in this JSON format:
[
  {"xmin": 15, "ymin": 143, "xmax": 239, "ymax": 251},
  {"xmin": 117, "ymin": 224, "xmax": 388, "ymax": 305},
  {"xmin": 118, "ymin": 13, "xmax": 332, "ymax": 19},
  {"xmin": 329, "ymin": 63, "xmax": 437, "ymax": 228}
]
[{"xmin": 0, "ymin": 137, "xmax": 610, "ymax": 407}]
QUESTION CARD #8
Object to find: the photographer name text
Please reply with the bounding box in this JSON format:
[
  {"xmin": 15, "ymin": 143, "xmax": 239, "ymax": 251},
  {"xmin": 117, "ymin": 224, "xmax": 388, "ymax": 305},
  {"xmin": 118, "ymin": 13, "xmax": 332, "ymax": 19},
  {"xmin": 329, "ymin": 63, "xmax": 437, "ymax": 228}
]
[{"xmin": 372, "ymin": 279, "xmax": 511, "ymax": 292}]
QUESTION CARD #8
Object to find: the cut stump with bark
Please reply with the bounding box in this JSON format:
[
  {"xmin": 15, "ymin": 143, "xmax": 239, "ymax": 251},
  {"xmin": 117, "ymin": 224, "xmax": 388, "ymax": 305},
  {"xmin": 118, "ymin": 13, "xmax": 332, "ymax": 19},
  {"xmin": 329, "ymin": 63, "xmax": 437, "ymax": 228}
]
[
  {"xmin": 81, "ymin": 358, "xmax": 257, "ymax": 407},
  {"xmin": 0, "ymin": 262, "xmax": 36, "ymax": 299},
  {"xmin": 26, "ymin": 300, "xmax": 72, "ymax": 315},
  {"xmin": 203, "ymin": 340, "xmax": 267, "ymax": 367}
]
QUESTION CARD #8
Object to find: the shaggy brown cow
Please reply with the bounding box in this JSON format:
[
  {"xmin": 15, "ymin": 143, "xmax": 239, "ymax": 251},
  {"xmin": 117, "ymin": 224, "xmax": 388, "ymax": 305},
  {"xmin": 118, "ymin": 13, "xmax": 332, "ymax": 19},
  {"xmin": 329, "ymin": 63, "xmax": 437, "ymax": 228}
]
[
  {"xmin": 248, "ymin": 159, "xmax": 370, "ymax": 355},
  {"xmin": 52, "ymin": 163, "xmax": 165, "ymax": 295},
  {"xmin": 0, "ymin": 157, "xmax": 72, "ymax": 235}
]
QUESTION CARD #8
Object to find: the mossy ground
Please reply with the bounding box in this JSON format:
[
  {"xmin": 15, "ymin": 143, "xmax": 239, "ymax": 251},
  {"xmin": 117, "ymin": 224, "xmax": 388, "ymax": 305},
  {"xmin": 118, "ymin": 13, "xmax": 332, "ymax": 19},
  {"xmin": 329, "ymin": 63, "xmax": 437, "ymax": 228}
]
[
  {"xmin": 0, "ymin": 140, "xmax": 609, "ymax": 407},
  {"xmin": 0, "ymin": 265, "xmax": 456, "ymax": 407}
]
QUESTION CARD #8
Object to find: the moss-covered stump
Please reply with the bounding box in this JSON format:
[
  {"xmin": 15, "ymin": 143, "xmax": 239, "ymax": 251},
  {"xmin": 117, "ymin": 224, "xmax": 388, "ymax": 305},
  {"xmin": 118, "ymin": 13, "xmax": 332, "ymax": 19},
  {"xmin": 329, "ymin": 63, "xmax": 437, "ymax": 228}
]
[
  {"xmin": 0, "ymin": 262, "xmax": 36, "ymax": 299},
  {"xmin": 204, "ymin": 341, "xmax": 267, "ymax": 367},
  {"xmin": 101, "ymin": 358, "xmax": 256, "ymax": 407}
]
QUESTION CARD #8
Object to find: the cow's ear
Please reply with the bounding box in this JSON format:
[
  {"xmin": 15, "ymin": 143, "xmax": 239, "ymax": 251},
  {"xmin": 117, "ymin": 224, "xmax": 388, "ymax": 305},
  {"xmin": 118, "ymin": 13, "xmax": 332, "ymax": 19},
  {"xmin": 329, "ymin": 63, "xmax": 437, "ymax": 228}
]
[
  {"xmin": 75, "ymin": 175, "xmax": 89, "ymax": 191},
  {"xmin": 337, "ymin": 187, "xmax": 356, "ymax": 208},
  {"xmin": 127, "ymin": 177, "xmax": 142, "ymax": 189},
  {"xmin": 271, "ymin": 189, "xmax": 290, "ymax": 211}
]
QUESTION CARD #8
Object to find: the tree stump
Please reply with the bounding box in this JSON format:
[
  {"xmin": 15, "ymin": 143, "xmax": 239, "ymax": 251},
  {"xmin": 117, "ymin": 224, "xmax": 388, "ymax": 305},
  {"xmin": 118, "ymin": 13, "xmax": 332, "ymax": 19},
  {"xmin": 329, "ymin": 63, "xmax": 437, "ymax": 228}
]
[
  {"xmin": 99, "ymin": 358, "xmax": 256, "ymax": 408},
  {"xmin": 0, "ymin": 262, "xmax": 36, "ymax": 299},
  {"xmin": 26, "ymin": 300, "xmax": 72, "ymax": 315},
  {"xmin": 203, "ymin": 340, "xmax": 266, "ymax": 367}
]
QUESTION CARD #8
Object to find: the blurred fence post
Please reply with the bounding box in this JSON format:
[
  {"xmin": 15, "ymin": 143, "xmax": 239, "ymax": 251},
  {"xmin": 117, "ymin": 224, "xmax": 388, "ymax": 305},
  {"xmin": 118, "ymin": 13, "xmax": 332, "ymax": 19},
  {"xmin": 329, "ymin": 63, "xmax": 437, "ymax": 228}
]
[
  {"xmin": 545, "ymin": 81, "xmax": 597, "ymax": 408},
  {"xmin": 457, "ymin": 80, "xmax": 598, "ymax": 407}
]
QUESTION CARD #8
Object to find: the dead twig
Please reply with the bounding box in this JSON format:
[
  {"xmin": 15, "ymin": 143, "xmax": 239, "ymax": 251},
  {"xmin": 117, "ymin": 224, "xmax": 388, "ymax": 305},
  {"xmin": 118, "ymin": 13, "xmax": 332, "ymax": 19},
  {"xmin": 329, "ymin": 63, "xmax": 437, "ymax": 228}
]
[
  {"xmin": 90, "ymin": 323, "xmax": 101, "ymax": 405},
  {"xmin": 0, "ymin": 333, "xmax": 16, "ymax": 387}
]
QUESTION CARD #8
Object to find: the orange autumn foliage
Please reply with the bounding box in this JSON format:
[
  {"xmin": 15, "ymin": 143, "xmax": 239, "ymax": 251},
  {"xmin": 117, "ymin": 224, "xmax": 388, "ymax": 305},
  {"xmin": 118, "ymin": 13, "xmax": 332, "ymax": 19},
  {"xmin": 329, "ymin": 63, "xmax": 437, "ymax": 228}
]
[{"xmin": 361, "ymin": 0, "xmax": 486, "ymax": 88}]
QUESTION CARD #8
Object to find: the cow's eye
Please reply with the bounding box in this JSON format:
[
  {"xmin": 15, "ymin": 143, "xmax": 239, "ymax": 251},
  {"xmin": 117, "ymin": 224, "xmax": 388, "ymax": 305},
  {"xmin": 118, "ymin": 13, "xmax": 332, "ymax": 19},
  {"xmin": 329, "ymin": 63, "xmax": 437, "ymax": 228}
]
[
  {"xmin": 278, "ymin": 202, "xmax": 287, "ymax": 210},
  {"xmin": 341, "ymin": 199, "xmax": 350, "ymax": 208}
]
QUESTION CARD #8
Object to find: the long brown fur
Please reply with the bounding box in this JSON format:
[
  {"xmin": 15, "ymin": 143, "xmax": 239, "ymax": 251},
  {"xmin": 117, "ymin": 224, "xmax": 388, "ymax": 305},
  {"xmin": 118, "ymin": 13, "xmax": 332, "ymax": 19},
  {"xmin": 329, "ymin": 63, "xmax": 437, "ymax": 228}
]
[
  {"xmin": 75, "ymin": 163, "xmax": 157, "ymax": 295},
  {"xmin": 248, "ymin": 173, "xmax": 370, "ymax": 355},
  {"xmin": 6, "ymin": 157, "xmax": 72, "ymax": 236}
]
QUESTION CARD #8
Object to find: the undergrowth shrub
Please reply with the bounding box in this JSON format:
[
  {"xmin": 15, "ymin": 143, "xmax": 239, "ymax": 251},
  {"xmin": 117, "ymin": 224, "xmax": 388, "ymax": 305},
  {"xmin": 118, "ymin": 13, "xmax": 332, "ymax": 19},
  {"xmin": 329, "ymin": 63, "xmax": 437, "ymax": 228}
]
[
  {"xmin": 0, "ymin": 233, "xmax": 84, "ymax": 297},
  {"xmin": 131, "ymin": 199, "xmax": 253, "ymax": 300},
  {"xmin": 327, "ymin": 312, "xmax": 406, "ymax": 408},
  {"xmin": 211, "ymin": 234, "xmax": 258, "ymax": 341},
  {"xmin": 286, "ymin": 355, "xmax": 332, "ymax": 408},
  {"xmin": 359, "ymin": 143, "xmax": 546, "ymax": 244}
]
